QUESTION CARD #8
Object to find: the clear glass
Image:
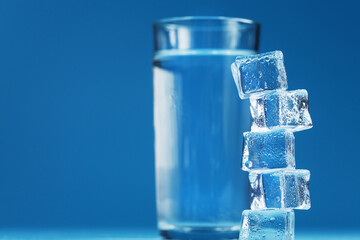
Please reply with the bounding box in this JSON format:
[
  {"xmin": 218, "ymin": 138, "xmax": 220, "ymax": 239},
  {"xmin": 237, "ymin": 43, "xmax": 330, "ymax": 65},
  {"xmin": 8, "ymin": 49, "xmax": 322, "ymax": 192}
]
[{"xmin": 153, "ymin": 16, "xmax": 260, "ymax": 239}]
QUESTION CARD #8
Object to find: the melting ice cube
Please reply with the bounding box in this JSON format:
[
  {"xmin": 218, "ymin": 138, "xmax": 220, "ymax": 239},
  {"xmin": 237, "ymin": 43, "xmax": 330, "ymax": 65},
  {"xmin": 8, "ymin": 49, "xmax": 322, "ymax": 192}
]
[
  {"xmin": 242, "ymin": 129, "xmax": 295, "ymax": 171},
  {"xmin": 231, "ymin": 51, "xmax": 287, "ymax": 99},
  {"xmin": 250, "ymin": 89, "xmax": 313, "ymax": 132},
  {"xmin": 249, "ymin": 169, "xmax": 311, "ymax": 210},
  {"xmin": 239, "ymin": 209, "xmax": 295, "ymax": 240}
]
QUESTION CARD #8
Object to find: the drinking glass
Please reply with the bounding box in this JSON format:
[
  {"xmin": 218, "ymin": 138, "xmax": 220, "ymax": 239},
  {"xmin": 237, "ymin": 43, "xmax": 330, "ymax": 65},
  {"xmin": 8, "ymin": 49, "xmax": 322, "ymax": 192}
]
[{"xmin": 153, "ymin": 16, "xmax": 260, "ymax": 239}]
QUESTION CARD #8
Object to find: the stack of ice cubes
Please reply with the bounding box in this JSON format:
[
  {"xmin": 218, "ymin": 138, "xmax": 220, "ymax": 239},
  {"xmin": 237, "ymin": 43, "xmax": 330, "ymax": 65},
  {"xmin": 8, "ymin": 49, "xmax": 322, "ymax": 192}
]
[{"xmin": 231, "ymin": 51, "xmax": 312, "ymax": 240}]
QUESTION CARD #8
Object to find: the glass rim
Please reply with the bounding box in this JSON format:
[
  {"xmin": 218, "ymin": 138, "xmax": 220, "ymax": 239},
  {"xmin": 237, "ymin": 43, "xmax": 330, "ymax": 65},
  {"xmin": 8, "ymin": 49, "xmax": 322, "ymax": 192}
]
[{"xmin": 153, "ymin": 16, "xmax": 260, "ymax": 29}]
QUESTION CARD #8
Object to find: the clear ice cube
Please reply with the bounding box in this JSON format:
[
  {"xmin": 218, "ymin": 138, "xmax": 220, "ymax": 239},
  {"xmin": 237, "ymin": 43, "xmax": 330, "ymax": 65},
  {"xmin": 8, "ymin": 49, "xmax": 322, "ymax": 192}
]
[
  {"xmin": 249, "ymin": 169, "xmax": 311, "ymax": 210},
  {"xmin": 231, "ymin": 51, "xmax": 288, "ymax": 99},
  {"xmin": 239, "ymin": 209, "xmax": 295, "ymax": 240},
  {"xmin": 242, "ymin": 129, "xmax": 295, "ymax": 171},
  {"xmin": 250, "ymin": 89, "xmax": 313, "ymax": 132}
]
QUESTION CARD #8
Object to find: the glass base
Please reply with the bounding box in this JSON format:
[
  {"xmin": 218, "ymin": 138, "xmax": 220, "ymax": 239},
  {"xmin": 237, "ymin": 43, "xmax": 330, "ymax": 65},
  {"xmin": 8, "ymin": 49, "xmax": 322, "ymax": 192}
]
[{"xmin": 159, "ymin": 225, "xmax": 239, "ymax": 240}]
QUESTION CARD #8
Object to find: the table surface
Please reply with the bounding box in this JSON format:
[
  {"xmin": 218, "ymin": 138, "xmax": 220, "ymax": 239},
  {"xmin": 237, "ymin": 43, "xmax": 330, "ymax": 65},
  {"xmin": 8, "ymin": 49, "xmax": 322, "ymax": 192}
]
[{"xmin": 0, "ymin": 229, "xmax": 359, "ymax": 240}]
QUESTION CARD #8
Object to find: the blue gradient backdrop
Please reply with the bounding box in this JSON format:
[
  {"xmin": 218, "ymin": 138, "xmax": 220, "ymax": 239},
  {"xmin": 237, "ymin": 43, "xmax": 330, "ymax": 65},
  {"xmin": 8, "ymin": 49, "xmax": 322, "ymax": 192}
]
[{"xmin": 0, "ymin": 0, "xmax": 359, "ymax": 231}]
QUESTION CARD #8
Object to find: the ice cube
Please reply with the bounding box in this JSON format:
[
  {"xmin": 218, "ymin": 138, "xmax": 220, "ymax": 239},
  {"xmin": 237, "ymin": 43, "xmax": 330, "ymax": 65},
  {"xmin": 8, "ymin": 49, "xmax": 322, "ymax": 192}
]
[
  {"xmin": 249, "ymin": 169, "xmax": 311, "ymax": 210},
  {"xmin": 250, "ymin": 89, "xmax": 313, "ymax": 132},
  {"xmin": 231, "ymin": 51, "xmax": 288, "ymax": 99},
  {"xmin": 242, "ymin": 129, "xmax": 295, "ymax": 171},
  {"xmin": 239, "ymin": 209, "xmax": 294, "ymax": 240}
]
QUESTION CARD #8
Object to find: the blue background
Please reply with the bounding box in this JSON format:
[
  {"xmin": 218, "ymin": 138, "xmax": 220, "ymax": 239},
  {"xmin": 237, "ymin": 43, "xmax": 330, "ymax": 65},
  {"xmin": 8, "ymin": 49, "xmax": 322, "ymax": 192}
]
[{"xmin": 0, "ymin": 0, "xmax": 359, "ymax": 232}]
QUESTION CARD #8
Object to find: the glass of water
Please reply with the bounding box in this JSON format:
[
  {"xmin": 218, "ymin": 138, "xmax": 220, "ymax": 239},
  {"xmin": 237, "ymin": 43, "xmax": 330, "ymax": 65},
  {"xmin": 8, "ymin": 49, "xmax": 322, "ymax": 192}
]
[{"xmin": 153, "ymin": 16, "xmax": 260, "ymax": 239}]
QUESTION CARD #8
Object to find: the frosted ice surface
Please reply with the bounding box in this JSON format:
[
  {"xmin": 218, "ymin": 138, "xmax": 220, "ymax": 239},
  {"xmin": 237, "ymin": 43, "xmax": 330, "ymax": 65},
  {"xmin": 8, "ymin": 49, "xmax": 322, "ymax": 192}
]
[
  {"xmin": 242, "ymin": 129, "xmax": 295, "ymax": 171},
  {"xmin": 231, "ymin": 51, "xmax": 288, "ymax": 99},
  {"xmin": 249, "ymin": 169, "xmax": 311, "ymax": 210},
  {"xmin": 250, "ymin": 89, "xmax": 313, "ymax": 132},
  {"xmin": 239, "ymin": 209, "xmax": 294, "ymax": 240}
]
